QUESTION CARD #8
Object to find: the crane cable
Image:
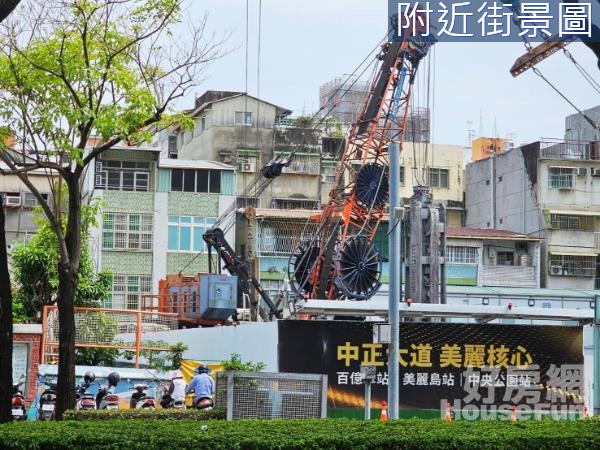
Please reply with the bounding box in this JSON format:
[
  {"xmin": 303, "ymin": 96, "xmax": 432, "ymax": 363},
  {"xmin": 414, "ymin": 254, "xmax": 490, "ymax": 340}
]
[{"xmin": 562, "ymin": 47, "xmax": 600, "ymax": 96}]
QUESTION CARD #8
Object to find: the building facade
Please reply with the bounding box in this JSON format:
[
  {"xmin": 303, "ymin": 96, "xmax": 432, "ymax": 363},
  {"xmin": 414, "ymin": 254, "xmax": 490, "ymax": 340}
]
[
  {"xmin": 565, "ymin": 105, "xmax": 600, "ymax": 143},
  {"xmin": 466, "ymin": 139, "xmax": 600, "ymax": 290},
  {"xmin": 86, "ymin": 145, "xmax": 235, "ymax": 309},
  {"xmin": 1, "ymin": 165, "xmax": 53, "ymax": 247}
]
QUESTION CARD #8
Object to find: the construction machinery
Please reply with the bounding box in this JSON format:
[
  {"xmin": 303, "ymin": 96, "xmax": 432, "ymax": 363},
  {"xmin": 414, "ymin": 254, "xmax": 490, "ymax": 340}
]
[{"xmin": 288, "ymin": 27, "xmax": 437, "ymax": 302}]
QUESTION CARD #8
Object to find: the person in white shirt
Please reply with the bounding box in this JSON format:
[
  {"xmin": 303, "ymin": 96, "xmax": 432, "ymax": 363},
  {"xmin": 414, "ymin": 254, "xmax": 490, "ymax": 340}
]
[{"xmin": 160, "ymin": 370, "xmax": 187, "ymax": 408}]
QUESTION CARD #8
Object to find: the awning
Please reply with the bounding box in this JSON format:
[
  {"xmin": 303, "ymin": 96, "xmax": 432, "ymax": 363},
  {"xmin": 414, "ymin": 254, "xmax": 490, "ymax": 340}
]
[
  {"xmin": 548, "ymin": 209, "xmax": 600, "ymax": 217},
  {"xmin": 549, "ymin": 251, "xmax": 598, "ymax": 257}
]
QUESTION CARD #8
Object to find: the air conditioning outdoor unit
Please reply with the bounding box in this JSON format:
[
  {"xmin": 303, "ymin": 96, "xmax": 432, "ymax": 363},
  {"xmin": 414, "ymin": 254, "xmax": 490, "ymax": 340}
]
[
  {"xmin": 5, "ymin": 195, "xmax": 21, "ymax": 207},
  {"xmin": 592, "ymin": 168, "xmax": 600, "ymax": 177},
  {"xmin": 550, "ymin": 265, "xmax": 562, "ymax": 275},
  {"xmin": 240, "ymin": 161, "xmax": 256, "ymax": 173},
  {"xmin": 576, "ymin": 167, "xmax": 588, "ymax": 176}
]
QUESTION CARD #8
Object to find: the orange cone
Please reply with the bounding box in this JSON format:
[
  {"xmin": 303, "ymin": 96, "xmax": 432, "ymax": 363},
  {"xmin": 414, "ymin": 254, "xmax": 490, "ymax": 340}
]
[
  {"xmin": 380, "ymin": 402, "xmax": 388, "ymax": 422},
  {"xmin": 511, "ymin": 405, "xmax": 517, "ymax": 422},
  {"xmin": 444, "ymin": 401, "xmax": 452, "ymax": 423}
]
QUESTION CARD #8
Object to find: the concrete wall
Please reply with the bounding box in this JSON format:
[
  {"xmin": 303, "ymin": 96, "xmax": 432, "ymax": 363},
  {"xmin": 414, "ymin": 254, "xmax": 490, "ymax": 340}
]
[
  {"xmin": 466, "ymin": 148, "xmax": 541, "ymax": 235},
  {"xmin": 178, "ymin": 96, "xmax": 278, "ymax": 164},
  {"xmin": 565, "ymin": 105, "xmax": 600, "ymax": 142},
  {"xmin": 401, "ymin": 143, "xmax": 465, "ymax": 204},
  {"xmin": 130, "ymin": 322, "xmax": 279, "ymax": 371}
]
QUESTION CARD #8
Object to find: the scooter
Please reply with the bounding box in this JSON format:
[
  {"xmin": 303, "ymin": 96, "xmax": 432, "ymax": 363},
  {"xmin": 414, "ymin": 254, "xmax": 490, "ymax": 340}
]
[
  {"xmin": 195, "ymin": 396, "xmax": 214, "ymax": 410},
  {"xmin": 37, "ymin": 376, "xmax": 57, "ymax": 421},
  {"xmin": 11, "ymin": 375, "xmax": 26, "ymax": 420},
  {"xmin": 96, "ymin": 372, "xmax": 121, "ymax": 410},
  {"xmin": 158, "ymin": 382, "xmax": 186, "ymax": 409},
  {"xmin": 75, "ymin": 381, "xmax": 97, "ymax": 411},
  {"xmin": 128, "ymin": 383, "xmax": 156, "ymax": 409}
]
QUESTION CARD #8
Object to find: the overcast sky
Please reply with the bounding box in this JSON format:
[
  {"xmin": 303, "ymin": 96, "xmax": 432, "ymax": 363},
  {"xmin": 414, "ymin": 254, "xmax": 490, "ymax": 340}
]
[{"xmin": 186, "ymin": 0, "xmax": 600, "ymax": 147}]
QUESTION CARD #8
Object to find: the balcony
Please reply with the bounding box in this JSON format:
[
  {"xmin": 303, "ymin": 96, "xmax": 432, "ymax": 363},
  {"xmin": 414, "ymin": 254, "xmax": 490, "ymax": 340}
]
[
  {"xmin": 539, "ymin": 139, "xmax": 600, "ymax": 161},
  {"xmin": 480, "ymin": 265, "xmax": 537, "ymax": 288}
]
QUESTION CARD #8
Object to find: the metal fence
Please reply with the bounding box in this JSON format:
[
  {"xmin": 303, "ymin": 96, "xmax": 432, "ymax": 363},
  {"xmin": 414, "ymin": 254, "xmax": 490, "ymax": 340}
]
[
  {"xmin": 41, "ymin": 306, "xmax": 178, "ymax": 367},
  {"xmin": 216, "ymin": 371, "xmax": 328, "ymax": 420}
]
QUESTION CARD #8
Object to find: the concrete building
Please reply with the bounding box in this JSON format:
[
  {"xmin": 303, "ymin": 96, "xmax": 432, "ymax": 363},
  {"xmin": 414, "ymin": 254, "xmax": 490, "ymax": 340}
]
[
  {"xmin": 85, "ymin": 144, "xmax": 236, "ymax": 310},
  {"xmin": 466, "ymin": 139, "xmax": 600, "ymax": 290},
  {"xmin": 401, "ymin": 142, "xmax": 465, "ymax": 227},
  {"xmin": 1, "ymin": 158, "xmax": 54, "ymax": 247},
  {"xmin": 445, "ymin": 227, "xmax": 541, "ymax": 288},
  {"xmin": 565, "ymin": 105, "xmax": 600, "ymax": 143}
]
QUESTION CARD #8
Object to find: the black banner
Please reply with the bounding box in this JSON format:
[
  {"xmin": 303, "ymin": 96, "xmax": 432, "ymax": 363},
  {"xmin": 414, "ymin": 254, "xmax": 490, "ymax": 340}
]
[{"xmin": 278, "ymin": 321, "xmax": 583, "ymax": 410}]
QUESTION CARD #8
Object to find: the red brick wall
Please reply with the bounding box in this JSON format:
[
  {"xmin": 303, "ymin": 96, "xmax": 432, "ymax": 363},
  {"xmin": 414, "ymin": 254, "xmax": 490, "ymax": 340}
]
[{"xmin": 13, "ymin": 333, "xmax": 41, "ymax": 404}]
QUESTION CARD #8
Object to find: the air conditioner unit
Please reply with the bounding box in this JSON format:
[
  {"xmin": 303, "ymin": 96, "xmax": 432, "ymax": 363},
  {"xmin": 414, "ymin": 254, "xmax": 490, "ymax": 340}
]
[
  {"xmin": 5, "ymin": 195, "xmax": 21, "ymax": 207},
  {"xmin": 576, "ymin": 167, "xmax": 588, "ymax": 176},
  {"xmin": 592, "ymin": 168, "xmax": 600, "ymax": 177},
  {"xmin": 550, "ymin": 265, "xmax": 562, "ymax": 275},
  {"xmin": 240, "ymin": 161, "xmax": 256, "ymax": 173}
]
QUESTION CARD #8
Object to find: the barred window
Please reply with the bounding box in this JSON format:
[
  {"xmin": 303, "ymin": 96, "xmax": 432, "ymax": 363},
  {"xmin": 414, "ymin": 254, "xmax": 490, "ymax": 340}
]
[
  {"xmin": 548, "ymin": 167, "xmax": 574, "ymax": 189},
  {"xmin": 102, "ymin": 213, "xmax": 153, "ymax": 251},
  {"xmin": 550, "ymin": 214, "xmax": 595, "ymax": 232},
  {"xmin": 109, "ymin": 274, "xmax": 153, "ymax": 310},
  {"xmin": 95, "ymin": 160, "xmax": 151, "ymax": 192},
  {"xmin": 549, "ymin": 254, "xmax": 595, "ymax": 277},
  {"xmin": 170, "ymin": 169, "xmax": 221, "ymax": 194},
  {"xmin": 447, "ymin": 246, "xmax": 478, "ymax": 264}
]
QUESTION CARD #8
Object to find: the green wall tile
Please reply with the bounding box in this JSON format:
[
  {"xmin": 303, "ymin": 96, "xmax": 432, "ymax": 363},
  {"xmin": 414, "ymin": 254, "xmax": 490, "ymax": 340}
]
[{"xmin": 101, "ymin": 251, "xmax": 153, "ymax": 274}]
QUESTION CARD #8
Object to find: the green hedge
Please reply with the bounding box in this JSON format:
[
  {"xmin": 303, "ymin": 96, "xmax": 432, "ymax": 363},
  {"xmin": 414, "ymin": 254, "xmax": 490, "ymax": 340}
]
[
  {"xmin": 1, "ymin": 418, "xmax": 599, "ymax": 449},
  {"xmin": 62, "ymin": 407, "xmax": 225, "ymax": 421}
]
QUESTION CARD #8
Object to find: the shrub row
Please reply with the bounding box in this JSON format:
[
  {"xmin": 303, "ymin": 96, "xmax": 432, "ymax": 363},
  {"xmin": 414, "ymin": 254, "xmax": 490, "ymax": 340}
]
[
  {"xmin": 62, "ymin": 407, "xmax": 225, "ymax": 421},
  {"xmin": 0, "ymin": 417, "xmax": 599, "ymax": 449}
]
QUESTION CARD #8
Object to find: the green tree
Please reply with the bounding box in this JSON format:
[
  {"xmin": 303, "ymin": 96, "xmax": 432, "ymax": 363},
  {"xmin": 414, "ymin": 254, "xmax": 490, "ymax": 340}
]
[
  {"xmin": 0, "ymin": 0, "xmax": 225, "ymax": 418},
  {"xmin": 12, "ymin": 208, "xmax": 112, "ymax": 320},
  {"xmin": 220, "ymin": 353, "xmax": 266, "ymax": 372}
]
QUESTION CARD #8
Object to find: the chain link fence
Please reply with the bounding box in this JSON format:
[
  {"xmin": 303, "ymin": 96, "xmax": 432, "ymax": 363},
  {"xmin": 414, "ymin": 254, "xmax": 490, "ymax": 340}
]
[{"xmin": 216, "ymin": 371, "xmax": 327, "ymax": 420}]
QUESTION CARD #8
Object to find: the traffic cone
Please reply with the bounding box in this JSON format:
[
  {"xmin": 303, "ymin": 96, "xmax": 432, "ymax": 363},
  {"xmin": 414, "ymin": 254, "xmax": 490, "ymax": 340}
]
[
  {"xmin": 511, "ymin": 405, "xmax": 517, "ymax": 422},
  {"xmin": 444, "ymin": 401, "xmax": 452, "ymax": 423},
  {"xmin": 380, "ymin": 402, "xmax": 388, "ymax": 422}
]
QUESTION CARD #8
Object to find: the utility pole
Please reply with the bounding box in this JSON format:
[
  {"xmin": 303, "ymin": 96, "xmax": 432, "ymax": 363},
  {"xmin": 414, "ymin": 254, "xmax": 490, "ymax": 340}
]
[{"xmin": 388, "ymin": 142, "xmax": 402, "ymax": 420}]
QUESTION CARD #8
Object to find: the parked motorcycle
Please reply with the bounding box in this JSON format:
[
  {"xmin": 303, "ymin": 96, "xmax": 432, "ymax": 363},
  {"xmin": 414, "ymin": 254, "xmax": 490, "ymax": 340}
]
[
  {"xmin": 75, "ymin": 372, "xmax": 97, "ymax": 411},
  {"xmin": 158, "ymin": 382, "xmax": 186, "ymax": 409},
  {"xmin": 37, "ymin": 376, "xmax": 57, "ymax": 421},
  {"xmin": 128, "ymin": 383, "xmax": 156, "ymax": 409},
  {"xmin": 11, "ymin": 375, "xmax": 26, "ymax": 420},
  {"xmin": 96, "ymin": 372, "xmax": 121, "ymax": 410}
]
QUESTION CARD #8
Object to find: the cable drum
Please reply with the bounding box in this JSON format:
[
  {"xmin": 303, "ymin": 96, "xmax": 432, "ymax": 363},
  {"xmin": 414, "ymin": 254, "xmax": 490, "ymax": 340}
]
[
  {"xmin": 288, "ymin": 241, "xmax": 320, "ymax": 296},
  {"xmin": 334, "ymin": 235, "xmax": 382, "ymax": 300},
  {"xmin": 355, "ymin": 163, "xmax": 389, "ymax": 208}
]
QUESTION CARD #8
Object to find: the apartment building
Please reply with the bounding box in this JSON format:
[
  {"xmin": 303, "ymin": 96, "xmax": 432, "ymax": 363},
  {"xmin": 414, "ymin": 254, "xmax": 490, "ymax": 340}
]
[
  {"xmin": 85, "ymin": 144, "xmax": 236, "ymax": 309},
  {"xmin": 466, "ymin": 139, "xmax": 600, "ymax": 290}
]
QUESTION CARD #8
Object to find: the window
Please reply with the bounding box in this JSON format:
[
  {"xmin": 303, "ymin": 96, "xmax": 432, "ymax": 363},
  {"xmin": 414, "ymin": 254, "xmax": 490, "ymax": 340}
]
[
  {"xmin": 429, "ymin": 168, "xmax": 449, "ymax": 188},
  {"xmin": 237, "ymin": 197, "xmax": 259, "ymax": 208},
  {"xmin": 399, "ymin": 166, "xmax": 405, "ymax": 186},
  {"xmin": 110, "ymin": 274, "xmax": 153, "ymax": 310},
  {"xmin": 235, "ymin": 111, "xmax": 253, "ymax": 126},
  {"xmin": 102, "ymin": 213, "xmax": 153, "ymax": 251},
  {"xmin": 22, "ymin": 192, "xmax": 48, "ymax": 209},
  {"xmin": 548, "ymin": 167, "xmax": 574, "ymax": 189},
  {"xmin": 447, "ymin": 246, "xmax": 478, "ymax": 264},
  {"xmin": 549, "ymin": 254, "xmax": 595, "ymax": 277},
  {"xmin": 550, "ymin": 214, "xmax": 595, "ymax": 231},
  {"xmin": 168, "ymin": 216, "xmax": 216, "ymax": 252},
  {"xmin": 497, "ymin": 251, "xmax": 514, "ymax": 266},
  {"xmin": 170, "ymin": 169, "xmax": 221, "ymax": 194},
  {"xmin": 95, "ymin": 160, "xmax": 151, "ymax": 192}
]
